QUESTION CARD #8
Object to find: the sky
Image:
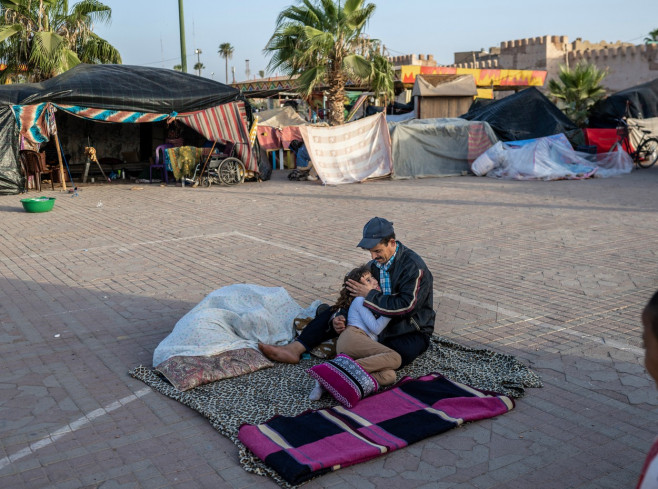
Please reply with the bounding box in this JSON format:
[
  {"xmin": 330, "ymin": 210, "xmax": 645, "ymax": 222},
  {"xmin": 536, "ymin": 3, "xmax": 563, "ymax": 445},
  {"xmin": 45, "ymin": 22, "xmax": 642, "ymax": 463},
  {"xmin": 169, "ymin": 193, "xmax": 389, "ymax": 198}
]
[{"xmin": 94, "ymin": 0, "xmax": 657, "ymax": 84}]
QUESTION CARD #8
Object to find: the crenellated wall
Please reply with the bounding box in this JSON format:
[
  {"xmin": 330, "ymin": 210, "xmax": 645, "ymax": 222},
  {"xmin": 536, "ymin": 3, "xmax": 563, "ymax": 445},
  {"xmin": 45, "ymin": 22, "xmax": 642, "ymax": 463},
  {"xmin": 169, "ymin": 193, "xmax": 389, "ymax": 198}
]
[
  {"xmin": 447, "ymin": 35, "xmax": 657, "ymax": 93},
  {"xmin": 389, "ymin": 54, "xmax": 437, "ymax": 68},
  {"xmin": 569, "ymin": 43, "xmax": 658, "ymax": 92},
  {"xmin": 497, "ymin": 36, "xmax": 569, "ymax": 73},
  {"xmin": 454, "ymin": 59, "xmax": 499, "ymax": 69}
]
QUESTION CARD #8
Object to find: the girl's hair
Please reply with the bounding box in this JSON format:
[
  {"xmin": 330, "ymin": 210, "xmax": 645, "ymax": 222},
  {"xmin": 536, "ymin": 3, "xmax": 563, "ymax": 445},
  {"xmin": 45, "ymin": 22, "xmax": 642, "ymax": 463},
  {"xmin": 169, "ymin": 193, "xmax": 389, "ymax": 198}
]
[
  {"xmin": 644, "ymin": 290, "xmax": 658, "ymax": 339},
  {"xmin": 331, "ymin": 264, "xmax": 371, "ymax": 312}
]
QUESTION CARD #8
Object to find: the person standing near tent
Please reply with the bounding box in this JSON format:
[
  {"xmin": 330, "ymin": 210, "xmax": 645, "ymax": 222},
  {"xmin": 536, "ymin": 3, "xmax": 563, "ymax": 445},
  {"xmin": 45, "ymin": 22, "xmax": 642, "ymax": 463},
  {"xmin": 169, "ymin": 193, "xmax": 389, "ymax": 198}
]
[{"xmin": 259, "ymin": 217, "xmax": 435, "ymax": 367}]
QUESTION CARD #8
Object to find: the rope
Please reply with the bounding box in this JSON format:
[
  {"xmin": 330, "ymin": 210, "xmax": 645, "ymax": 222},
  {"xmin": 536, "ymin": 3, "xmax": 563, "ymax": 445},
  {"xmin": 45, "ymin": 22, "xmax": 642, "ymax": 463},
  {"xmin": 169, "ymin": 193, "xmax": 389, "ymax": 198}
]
[{"xmin": 57, "ymin": 137, "xmax": 74, "ymax": 184}]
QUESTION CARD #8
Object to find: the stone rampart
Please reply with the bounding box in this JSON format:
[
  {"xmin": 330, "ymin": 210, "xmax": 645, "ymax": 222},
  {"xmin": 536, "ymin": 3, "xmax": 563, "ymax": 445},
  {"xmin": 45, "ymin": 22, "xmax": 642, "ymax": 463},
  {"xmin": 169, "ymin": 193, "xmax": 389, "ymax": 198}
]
[
  {"xmin": 569, "ymin": 43, "xmax": 658, "ymax": 92},
  {"xmin": 388, "ymin": 54, "xmax": 437, "ymax": 67}
]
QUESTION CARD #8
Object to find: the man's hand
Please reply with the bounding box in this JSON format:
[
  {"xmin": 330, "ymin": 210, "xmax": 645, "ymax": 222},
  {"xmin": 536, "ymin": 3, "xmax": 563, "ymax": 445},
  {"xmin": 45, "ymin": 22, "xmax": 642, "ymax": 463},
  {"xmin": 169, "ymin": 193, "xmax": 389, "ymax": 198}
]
[
  {"xmin": 332, "ymin": 315, "xmax": 346, "ymax": 334},
  {"xmin": 346, "ymin": 278, "xmax": 374, "ymax": 298}
]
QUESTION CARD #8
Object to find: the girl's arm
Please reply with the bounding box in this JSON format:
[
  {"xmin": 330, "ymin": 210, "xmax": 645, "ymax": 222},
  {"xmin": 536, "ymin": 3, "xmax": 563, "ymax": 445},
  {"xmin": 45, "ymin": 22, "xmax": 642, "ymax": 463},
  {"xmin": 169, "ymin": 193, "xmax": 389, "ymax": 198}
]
[{"xmin": 348, "ymin": 296, "xmax": 391, "ymax": 336}]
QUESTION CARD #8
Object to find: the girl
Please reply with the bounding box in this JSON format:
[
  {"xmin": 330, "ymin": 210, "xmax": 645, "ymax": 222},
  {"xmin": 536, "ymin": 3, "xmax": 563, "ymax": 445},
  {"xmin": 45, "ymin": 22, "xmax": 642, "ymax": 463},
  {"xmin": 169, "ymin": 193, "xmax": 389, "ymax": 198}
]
[{"xmin": 310, "ymin": 265, "xmax": 401, "ymax": 399}]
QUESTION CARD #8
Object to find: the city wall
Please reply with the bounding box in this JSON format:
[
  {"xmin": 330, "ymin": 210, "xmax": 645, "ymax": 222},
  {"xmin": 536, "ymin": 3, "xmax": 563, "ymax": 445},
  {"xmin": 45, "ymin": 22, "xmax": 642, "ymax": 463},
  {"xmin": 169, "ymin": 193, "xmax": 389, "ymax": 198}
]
[{"xmin": 448, "ymin": 35, "xmax": 657, "ymax": 93}]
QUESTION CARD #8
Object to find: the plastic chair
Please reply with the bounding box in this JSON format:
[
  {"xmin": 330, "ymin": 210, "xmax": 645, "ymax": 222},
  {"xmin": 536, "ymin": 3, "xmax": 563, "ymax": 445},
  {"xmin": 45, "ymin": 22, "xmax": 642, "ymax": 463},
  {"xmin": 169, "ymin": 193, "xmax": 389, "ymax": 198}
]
[
  {"xmin": 19, "ymin": 150, "xmax": 53, "ymax": 191},
  {"xmin": 150, "ymin": 143, "xmax": 174, "ymax": 184}
]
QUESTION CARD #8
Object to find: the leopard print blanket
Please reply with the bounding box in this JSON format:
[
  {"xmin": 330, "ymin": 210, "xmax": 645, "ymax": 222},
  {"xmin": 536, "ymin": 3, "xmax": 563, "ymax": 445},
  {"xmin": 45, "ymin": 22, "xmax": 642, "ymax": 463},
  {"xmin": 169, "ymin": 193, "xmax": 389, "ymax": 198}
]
[{"xmin": 129, "ymin": 335, "xmax": 542, "ymax": 488}]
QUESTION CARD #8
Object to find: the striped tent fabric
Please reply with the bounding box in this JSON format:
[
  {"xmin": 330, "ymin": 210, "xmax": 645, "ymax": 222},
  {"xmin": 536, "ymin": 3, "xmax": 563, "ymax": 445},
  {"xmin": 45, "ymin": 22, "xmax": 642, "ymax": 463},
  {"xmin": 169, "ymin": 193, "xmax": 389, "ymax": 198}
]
[
  {"xmin": 299, "ymin": 112, "xmax": 392, "ymax": 185},
  {"xmin": 12, "ymin": 100, "xmax": 257, "ymax": 173},
  {"xmin": 177, "ymin": 101, "xmax": 257, "ymax": 172},
  {"xmin": 11, "ymin": 103, "xmax": 54, "ymax": 144},
  {"xmin": 55, "ymin": 104, "xmax": 171, "ymax": 124}
]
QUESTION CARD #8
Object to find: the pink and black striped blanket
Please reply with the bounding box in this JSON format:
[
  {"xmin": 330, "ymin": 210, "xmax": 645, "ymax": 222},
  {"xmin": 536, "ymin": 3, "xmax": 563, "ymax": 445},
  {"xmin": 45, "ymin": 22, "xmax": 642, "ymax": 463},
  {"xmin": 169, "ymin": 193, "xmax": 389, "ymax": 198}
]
[{"xmin": 238, "ymin": 373, "xmax": 514, "ymax": 485}]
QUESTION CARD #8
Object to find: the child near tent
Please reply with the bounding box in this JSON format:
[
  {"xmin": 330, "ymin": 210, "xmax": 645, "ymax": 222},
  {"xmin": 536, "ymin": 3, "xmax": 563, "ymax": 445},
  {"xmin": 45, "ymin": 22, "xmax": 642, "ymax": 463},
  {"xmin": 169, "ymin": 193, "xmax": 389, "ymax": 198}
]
[
  {"xmin": 638, "ymin": 290, "xmax": 658, "ymax": 489},
  {"xmin": 289, "ymin": 139, "xmax": 319, "ymax": 181},
  {"xmin": 309, "ymin": 265, "xmax": 401, "ymax": 400}
]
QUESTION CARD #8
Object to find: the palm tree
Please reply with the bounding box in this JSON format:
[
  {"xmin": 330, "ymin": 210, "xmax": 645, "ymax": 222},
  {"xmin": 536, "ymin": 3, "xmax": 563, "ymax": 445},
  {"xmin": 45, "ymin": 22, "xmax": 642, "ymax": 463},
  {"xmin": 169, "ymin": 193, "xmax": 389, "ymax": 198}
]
[
  {"xmin": 193, "ymin": 61, "xmax": 204, "ymax": 76},
  {"xmin": 218, "ymin": 42, "xmax": 233, "ymax": 84},
  {"xmin": 548, "ymin": 62, "xmax": 607, "ymax": 128},
  {"xmin": 645, "ymin": 28, "xmax": 658, "ymax": 44},
  {"xmin": 265, "ymin": 0, "xmax": 392, "ymax": 125},
  {"xmin": 0, "ymin": 0, "xmax": 121, "ymax": 83}
]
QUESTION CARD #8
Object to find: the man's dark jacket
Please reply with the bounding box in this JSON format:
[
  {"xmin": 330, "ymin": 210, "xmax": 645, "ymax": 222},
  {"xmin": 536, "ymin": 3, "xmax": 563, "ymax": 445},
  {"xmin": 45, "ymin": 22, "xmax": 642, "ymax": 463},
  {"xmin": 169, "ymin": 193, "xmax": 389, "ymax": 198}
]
[{"xmin": 364, "ymin": 241, "xmax": 435, "ymax": 341}]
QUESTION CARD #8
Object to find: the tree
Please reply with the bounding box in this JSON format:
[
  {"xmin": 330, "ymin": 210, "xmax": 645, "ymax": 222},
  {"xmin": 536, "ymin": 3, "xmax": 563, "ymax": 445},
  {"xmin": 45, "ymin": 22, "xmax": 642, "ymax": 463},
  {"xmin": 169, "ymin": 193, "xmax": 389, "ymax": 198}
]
[
  {"xmin": 258, "ymin": 69, "xmax": 265, "ymax": 78},
  {"xmin": 548, "ymin": 62, "xmax": 607, "ymax": 128},
  {"xmin": 173, "ymin": 64, "xmax": 182, "ymax": 71},
  {"xmin": 218, "ymin": 42, "xmax": 233, "ymax": 84},
  {"xmin": 193, "ymin": 61, "xmax": 204, "ymax": 76},
  {"xmin": 0, "ymin": 0, "xmax": 121, "ymax": 83},
  {"xmin": 645, "ymin": 28, "xmax": 658, "ymax": 44},
  {"xmin": 265, "ymin": 0, "xmax": 393, "ymax": 125}
]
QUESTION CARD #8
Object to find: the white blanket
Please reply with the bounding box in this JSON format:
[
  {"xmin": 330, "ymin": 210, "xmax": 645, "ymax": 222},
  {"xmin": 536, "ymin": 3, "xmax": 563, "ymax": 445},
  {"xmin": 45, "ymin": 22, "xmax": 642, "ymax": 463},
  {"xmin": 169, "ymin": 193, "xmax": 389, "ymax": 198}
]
[
  {"xmin": 299, "ymin": 112, "xmax": 392, "ymax": 185},
  {"xmin": 153, "ymin": 284, "xmax": 321, "ymax": 366}
]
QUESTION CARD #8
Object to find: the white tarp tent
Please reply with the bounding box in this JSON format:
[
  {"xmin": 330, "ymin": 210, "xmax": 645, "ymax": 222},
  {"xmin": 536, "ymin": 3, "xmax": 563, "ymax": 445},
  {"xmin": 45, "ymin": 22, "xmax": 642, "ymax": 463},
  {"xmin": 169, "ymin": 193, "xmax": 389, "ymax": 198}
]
[
  {"xmin": 256, "ymin": 106, "xmax": 308, "ymax": 127},
  {"xmin": 628, "ymin": 117, "xmax": 658, "ymax": 149},
  {"xmin": 389, "ymin": 118, "xmax": 498, "ymax": 179},
  {"xmin": 472, "ymin": 133, "xmax": 633, "ymax": 180}
]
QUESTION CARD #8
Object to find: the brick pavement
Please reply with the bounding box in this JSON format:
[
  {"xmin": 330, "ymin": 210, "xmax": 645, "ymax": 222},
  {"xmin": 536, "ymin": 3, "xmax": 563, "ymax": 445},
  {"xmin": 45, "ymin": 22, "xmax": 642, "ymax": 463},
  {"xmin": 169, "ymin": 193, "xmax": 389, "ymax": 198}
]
[{"xmin": 0, "ymin": 167, "xmax": 657, "ymax": 488}]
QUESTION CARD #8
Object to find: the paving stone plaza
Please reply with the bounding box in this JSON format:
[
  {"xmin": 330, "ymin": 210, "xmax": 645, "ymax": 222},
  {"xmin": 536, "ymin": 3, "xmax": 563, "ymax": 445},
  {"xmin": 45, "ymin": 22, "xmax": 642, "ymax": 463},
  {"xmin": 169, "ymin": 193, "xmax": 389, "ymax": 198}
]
[{"xmin": 1, "ymin": 167, "xmax": 657, "ymax": 488}]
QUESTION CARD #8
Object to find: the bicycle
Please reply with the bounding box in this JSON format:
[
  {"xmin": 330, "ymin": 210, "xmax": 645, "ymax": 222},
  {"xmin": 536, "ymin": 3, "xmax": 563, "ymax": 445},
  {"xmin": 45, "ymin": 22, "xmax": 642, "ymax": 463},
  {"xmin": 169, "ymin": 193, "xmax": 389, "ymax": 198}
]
[{"xmin": 611, "ymin": 108, "xmax": 658, "ymax": 169}]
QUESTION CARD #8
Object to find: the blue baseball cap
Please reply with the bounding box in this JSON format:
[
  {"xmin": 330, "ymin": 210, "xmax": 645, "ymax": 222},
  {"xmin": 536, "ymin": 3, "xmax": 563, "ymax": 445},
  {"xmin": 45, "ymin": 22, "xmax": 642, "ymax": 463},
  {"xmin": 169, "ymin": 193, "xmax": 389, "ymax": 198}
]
[{"xmin": 357, "ymin": 217, "xmax": 395, "ymax": 249}]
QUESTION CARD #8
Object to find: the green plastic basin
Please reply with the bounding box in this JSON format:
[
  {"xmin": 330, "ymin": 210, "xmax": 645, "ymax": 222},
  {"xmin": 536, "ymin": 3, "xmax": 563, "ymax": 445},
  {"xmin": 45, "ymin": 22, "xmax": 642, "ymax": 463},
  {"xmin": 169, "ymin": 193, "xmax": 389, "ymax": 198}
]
[{"xmin": 20, "ymin": 196, "xmax": 56, "ymax": 213}]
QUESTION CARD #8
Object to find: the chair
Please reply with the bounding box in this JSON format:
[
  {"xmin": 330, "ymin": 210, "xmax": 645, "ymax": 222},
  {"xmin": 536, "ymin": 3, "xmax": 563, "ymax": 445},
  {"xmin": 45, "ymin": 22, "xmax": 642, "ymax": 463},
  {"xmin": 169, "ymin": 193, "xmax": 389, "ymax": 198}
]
[
  {"xmin": 150, "ymin": 144, "xmax": 174, "ymax": 184},
  {"xmin": 19, "ymin": 150, "xmax": 54, "ymax": 192}
]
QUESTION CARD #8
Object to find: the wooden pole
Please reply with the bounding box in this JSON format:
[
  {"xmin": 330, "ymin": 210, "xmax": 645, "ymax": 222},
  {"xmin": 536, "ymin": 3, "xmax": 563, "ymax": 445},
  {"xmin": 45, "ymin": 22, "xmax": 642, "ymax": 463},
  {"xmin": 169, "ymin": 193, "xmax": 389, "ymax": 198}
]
[
  {"xmin": 195, "ymin": 141, "xmax": 217, "ymax": 184},
  {"xmin": 53, "ymin": 132, "xmax": 67, "ymax": 191}
]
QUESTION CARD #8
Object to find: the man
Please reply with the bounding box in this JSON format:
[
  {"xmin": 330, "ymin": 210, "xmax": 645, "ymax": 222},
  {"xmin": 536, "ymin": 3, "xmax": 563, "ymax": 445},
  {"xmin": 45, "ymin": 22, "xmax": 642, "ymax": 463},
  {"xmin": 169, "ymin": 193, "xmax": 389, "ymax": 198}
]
[{"xmin": 259, "ymin": 217, "xmax": 435, "ymax": 367}]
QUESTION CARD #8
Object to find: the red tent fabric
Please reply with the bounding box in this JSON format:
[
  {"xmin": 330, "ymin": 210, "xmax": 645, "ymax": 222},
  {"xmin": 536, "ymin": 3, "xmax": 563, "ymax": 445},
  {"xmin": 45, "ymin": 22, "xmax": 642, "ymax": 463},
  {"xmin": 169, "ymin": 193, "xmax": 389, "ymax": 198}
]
[
  {"xmin": 177, "ymin": 101, "xmax": 257, "ymax": 172},
  {"xmin": 583, "ymin": 128, "xmax": 627, "ymax": 153}
]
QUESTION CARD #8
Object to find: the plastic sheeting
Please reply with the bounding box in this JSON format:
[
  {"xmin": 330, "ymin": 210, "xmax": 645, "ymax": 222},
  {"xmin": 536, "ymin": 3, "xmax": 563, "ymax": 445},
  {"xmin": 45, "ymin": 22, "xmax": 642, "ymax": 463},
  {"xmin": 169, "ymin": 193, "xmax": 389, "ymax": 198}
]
[
  {"xmin": 628, "ymin": 117, "xmax": 658, "ymax": 149},
  {"xmin": 412, "ymin": 74, "xmax": 477, "ymax": 97},
  {"xmin": 471, "ymin": 133, "xmax": 633, "ymax": 180},
  {"xmin": 461, "ymin": 87, "xmax": 581, "ymax": 143},
  {"xmin": 257, "ymin": 106, "xmax": 308, "ymax": 127},
  {"xmin": 389, "ymin": 118, "xmax": 498, "ymax": 179},
  {"xmin": 0, "ymin": 107, "xmax": 21, "ymax": 195},
  {"xmin": 589, "ymin": 78, "xmax": 658, "ymax": 128},
  {"xmin": 0, "ymin": 63, "xmax": 243, "ymax": 113}
]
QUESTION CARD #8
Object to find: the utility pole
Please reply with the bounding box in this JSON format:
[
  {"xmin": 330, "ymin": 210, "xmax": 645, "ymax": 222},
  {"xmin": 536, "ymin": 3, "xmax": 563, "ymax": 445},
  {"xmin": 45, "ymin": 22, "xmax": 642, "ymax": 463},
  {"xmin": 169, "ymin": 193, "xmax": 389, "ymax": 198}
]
[{"xmin": 178, "ymin": 0, "xmax": 187, "ymax": 73}]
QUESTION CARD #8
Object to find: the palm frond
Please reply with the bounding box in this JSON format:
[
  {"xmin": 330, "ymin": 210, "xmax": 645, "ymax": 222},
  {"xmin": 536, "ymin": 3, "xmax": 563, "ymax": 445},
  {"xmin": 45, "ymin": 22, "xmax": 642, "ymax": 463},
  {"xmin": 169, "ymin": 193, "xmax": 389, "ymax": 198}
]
[{"xmin": 0, "ymin": 23, "xmax": 23, "ymax": 42}]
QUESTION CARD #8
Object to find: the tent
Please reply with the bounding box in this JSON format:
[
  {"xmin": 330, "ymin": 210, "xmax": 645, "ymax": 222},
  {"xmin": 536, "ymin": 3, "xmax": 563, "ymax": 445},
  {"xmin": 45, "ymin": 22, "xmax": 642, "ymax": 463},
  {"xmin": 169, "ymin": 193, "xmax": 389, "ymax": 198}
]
[
  {"xmin": 389, "ymin": 118, "xmax": 498, "ymax": 179},
  {"xmin": 460, "ymin": 87, "xmax": 582, "ymax": 143},
  {"xmin": 0, "ymin": 64, "xmax": 259, "ymax": 195},
  {"xmin": 471, "ymin": 133, "xmax": 633, "ymax": 180},
  {"xmin": 589, "ymin": 78, "xmax": 658, "ymax": 128},
  {"xmin": 255, "ymin": 106, "xmax": 309, "ymax": 152},
  {"xmin": 412, "ymin": 74, "xmax": 477, "ymax": 119}
]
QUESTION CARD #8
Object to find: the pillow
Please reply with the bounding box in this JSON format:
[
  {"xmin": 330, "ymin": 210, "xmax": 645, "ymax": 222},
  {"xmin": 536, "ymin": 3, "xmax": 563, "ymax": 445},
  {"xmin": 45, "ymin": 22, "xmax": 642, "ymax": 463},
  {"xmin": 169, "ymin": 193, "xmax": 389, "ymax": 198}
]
[
  {"xmin": 307, "ymin": 354, "xmax": 378, "ymax": 408},
  {"xmin": 155, "ymin": 347, "xmax": 273, "ymax": 391}
]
